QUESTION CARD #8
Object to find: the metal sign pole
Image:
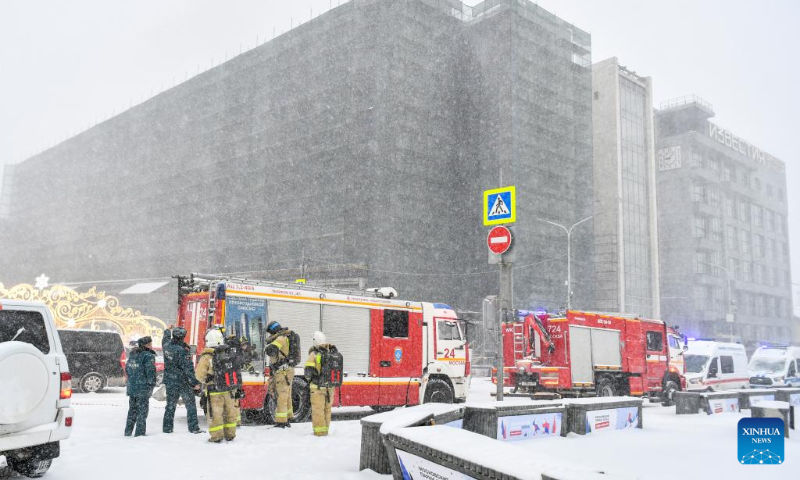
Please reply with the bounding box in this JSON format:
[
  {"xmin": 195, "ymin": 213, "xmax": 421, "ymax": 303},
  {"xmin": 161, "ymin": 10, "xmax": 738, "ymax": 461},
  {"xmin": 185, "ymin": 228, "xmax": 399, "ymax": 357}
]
[{"xmin": 496, "ymin": 257, "xmax": 513, "ymax": 401}]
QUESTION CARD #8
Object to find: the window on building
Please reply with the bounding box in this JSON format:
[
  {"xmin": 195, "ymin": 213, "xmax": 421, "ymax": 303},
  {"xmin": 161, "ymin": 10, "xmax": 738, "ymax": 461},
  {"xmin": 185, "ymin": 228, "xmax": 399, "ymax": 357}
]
[
  {"xmin": 383, "ymin": 310, "xmax": 409, "ymax": 338},
  {"xmin": 696, "ymin": 251, "xmax": 709, "ymax": 274},
  {"xmin": 693, "ymin": 184, "xmax": 705, "ymax": 203},
  {"xmin": 720, "ymin": 356, "xmax": 734, "ymax": 374},
  {"xmin": 754, "ymin": 263, "xmax": 764, "ymax": 284},
  {"xmin": 737, "ymin": 199, "xmax": 748, "ymax": 222},
  {"xmin": 711, "ymin": 217, "xmax": 722, "ymax": 242},
  {"xmin": 754, "ymin": 178, "xmax": 761, "ymax": 191},
  {"xmin": 741, "ymin": 170, "xmax": 751, "ymax": 187},
  {"xmin": 726, "ymin": 225, "xmax": 737, "ymax": 250},
  {"xmin": 728, "ymin": 257, "xmax": 740, "ymax": 278},
  {"xmin": 739, "ymin": 230, "xmax": 751, "ymax": 254},
  {"xmin": 694, "ymin": 216, "xmax": 707, "ymax": 238},
  {"xmin": 781, "ymin": 242, "xmax": 789, "ymax": 262},
  {"xmin": 709, "ymin": 158, "xmax": 720, "ymax": 172},
  {"xmin": 778, "ymin": 188, "xmax": 785, "ymax": 202},
  {"xmin": 766, "ymin": 184, "xmax": 773, "ymax": 198},
  {"xmin": 754, "ymin": 234, "xmax": 764, "ymax": 257},
  {"xmin": 776, "ymin": 214, "xmax": 785, "ymax": 234},
  {"xmin": 724, "ymin": 194, "xmax": 734, "ymax": 218},
  {"xmin": 766, "ymin": 210, "xmax": 774, "ymax": 231},
  {"xmin": 742, "ymin": 261, "xmax": 752, "ymax": 282},
  {"xmin": 723, "ymin": 164, "xmax": 732, "ymax": 182},
  {"xmin": 646, "ymin": 331, "xmax": 664, "ymax": 352},
  {"xmin": 691, "ymin": 151, "xmax": 703, "ymax": 167},
  {"xmin": 755, "ymin": 296, "xmax": 765, "ymax": 316},
  {"xmin": 708, "ymin": 187, "xmax": 720, "ymax": 207},
  {"xmin": 766, "ymin": 239, "xmax": 775, "ymax": 260},
  {"xmin": 752, "ymin": 205, "xmax": 762, "ymax": 228}
]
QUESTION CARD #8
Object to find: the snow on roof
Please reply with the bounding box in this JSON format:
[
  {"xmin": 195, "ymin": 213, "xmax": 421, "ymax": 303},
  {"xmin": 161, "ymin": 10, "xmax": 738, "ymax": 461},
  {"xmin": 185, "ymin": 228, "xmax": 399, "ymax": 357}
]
[
  {"xmin": 561, "ymin": 396, "xmax": 643, "ymax": 406},
  {"xmin": 363, "ymin": 403, "xmax": 463, "ymax": 427},
  {"xmin": 119, "ymin": 282, "xmax": 169, "ymax": 294}
]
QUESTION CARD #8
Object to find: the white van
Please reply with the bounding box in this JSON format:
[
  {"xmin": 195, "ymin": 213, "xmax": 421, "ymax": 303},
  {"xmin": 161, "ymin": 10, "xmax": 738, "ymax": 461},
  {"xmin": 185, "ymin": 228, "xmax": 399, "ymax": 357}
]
[
  {"xmin": 748, "ymin": 345, "xmax": 800, "ymax": 388},
  {"xmin": 684, "ymin": 341, "xmax": 749, "ymax": 391}
]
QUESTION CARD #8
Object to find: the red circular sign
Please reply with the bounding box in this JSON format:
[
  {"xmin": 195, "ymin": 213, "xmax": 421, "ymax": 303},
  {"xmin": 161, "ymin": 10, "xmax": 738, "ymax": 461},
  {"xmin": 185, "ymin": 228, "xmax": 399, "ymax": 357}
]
[{"xmin": 487, "ymin": 226, "xmax": 512, "ymax": 254}]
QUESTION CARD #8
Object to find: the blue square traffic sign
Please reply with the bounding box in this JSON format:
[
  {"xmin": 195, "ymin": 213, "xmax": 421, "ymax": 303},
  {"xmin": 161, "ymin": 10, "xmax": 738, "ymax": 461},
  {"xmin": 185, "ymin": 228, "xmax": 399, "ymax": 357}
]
[{"xmin": 484, "ymin": 186, "xmax": 516, "ymax": 226}]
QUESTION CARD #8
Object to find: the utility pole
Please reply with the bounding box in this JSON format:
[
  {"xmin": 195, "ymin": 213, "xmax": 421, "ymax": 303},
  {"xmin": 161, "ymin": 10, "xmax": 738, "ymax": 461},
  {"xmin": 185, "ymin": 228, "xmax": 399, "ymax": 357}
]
[
  {"xmin": 701, "ymin": 261, "xmax": 739, "ymax": 341},
  {"xmin": 537, "ymin": 216, "xmax": 593, "ymax": 310}
]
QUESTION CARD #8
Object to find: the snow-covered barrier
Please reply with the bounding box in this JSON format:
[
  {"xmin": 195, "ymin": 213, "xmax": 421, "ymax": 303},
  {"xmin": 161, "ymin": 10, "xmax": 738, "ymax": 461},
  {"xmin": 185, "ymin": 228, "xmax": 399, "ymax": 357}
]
[
  {"xmin": 774, "ymin": 388, "xmax": 800, "ymax": 429},
  {"xmin": 463, "ymin": 402, "xmax": 566, "ymax": 440},
  {"xmin": 563, "ymin": 397, "xmax": 642, "ymax": 435},
  {"xmin": 751, "ymin": 401, "xmax": 790, "ymax": 438},
  {"xmin": 359, "ymin": 404, "xmax": 465, "ymax": 474},
  {"xmin": 382, "ymin": 425, "xmax": 629, "ymax": 480},
  {"xmin": 674, "ymin": 391, "xmax": 739, "ymax": 415},
  {"xmin": 737, "ymin": 388, "xmax": 777, "ymax": 409}
]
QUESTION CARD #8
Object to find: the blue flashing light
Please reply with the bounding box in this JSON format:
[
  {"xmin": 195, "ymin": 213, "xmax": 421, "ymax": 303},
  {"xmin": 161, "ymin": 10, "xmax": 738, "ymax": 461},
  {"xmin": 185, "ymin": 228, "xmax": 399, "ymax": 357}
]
[{"xmin": 432, "ymin": 303, "xmax": 452, "ymax": 310}]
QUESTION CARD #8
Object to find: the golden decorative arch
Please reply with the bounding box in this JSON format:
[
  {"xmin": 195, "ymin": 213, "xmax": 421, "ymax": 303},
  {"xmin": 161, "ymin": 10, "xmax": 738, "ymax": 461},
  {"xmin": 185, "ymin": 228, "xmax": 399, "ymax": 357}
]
[{"xmin": 0, "ymin": 283, "xmax": 168, "ymax": 347}]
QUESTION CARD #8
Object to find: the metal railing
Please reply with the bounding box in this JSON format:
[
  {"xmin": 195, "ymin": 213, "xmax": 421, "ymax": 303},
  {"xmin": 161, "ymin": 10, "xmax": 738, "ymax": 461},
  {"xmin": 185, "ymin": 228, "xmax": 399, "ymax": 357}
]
[{"xmin": 659, "ymin": 94, "xmax": 714, "ymax": 113}]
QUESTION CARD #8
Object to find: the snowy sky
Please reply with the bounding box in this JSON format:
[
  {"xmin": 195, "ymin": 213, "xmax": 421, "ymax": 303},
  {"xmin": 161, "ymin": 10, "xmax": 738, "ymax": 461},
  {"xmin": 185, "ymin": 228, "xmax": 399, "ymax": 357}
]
[{"xmin": 0, "ymin": 0, "xmax": 798, "ymax": 312}]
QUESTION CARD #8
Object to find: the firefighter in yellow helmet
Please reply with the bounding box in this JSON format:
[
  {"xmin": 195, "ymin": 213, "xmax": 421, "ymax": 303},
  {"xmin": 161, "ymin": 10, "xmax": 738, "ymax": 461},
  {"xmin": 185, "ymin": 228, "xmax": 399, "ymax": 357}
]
[
  {"xmin": 305, "ymin": 331, "xmax": 342, "ymax": 436},
  {"xmin": 195, "ymin": 328, "xmax": 238, "ymax": 443},
  {"xmin": 264, "ymin": 321, "xmax": 294, "ymax": 427}
]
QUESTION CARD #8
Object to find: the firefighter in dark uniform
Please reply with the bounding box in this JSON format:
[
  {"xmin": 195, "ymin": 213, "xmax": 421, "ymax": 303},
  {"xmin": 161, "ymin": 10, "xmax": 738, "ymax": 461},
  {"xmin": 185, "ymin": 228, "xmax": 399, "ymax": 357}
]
[
  {"xmin": 124, "ymin": 336, "xmax": 156, "ymax": 437},
  {"xmin": 264, "ymin": 321, "xmax": 293, "ymax": 427},
  {"xmin": 162, "ymin": 326, "xmax": 203, "ymax": 434},
  {"xmin": 304, "ymin": 331, "xmax": 336, "ymax": 436},
  {"xmin": 195, "ymin": 329, "xmax": 237, "ymax": 443}
]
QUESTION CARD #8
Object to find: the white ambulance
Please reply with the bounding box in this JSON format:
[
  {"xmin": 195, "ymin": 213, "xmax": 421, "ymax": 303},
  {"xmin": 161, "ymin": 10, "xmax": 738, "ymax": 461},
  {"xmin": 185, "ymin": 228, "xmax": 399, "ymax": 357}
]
[
  {"xmin": 748, "ymin": 345, "xmax": 800, "ymax": 388},
  {"xmin": 684, "ymin": 341, "xmax": 749, "ymax": 391}
]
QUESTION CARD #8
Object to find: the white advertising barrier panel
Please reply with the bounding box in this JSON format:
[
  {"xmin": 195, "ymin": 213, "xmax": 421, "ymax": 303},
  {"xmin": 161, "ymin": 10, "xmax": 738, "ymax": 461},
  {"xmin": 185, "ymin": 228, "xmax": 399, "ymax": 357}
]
[
  {"xmin": 497, "ymin": 413, "xmax": 562, "ymax": 441},
  {"xmin": 395, "ymin": 450, "xmax": 475, "ymax": 480},
  {"xmin": 707, "ymin": 397, "xmax": 739, "ymax": 415},
  {"xmin": 790, "ymin": 393, "xmax": 800, "ymax": 407},
  {"xmin": 585, "ymin": 407, "xmax": 638, "ymax": 434},
  {"xmin": 749, "ymin": 394, "xmax": 776, "ymax": 406}
]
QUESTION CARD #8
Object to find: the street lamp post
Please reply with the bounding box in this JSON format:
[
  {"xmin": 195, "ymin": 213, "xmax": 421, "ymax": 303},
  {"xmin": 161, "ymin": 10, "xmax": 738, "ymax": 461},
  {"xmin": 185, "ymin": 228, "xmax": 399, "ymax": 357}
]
[{"xmin": 537, "ymin": 215, "xmax": 594, "ymax": 310}]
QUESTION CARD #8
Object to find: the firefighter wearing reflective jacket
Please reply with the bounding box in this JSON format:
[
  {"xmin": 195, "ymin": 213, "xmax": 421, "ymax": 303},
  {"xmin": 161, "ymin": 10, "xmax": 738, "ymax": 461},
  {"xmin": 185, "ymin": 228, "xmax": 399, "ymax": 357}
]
[
  {"xmin": 304, "ymin": 331, "xmax": 343, "ymax": 436},
  {"xmin": 195, "ymin": 329, "xmax": 238, "ymax": 443},
  {"xmin": 264, "ymin": 321, "xmax": 294, "ymax": 427}
]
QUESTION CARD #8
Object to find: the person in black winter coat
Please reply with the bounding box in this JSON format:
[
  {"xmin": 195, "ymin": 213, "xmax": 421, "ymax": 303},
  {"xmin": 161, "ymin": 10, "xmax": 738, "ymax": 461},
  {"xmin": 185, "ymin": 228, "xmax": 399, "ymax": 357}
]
[
  {"xmin": 162, "ymin": 326, "xmax": 203, "ymax": 434},
  {"xmin": 125, "ymin": 336, "xmax": 156, "ymax": 437}
]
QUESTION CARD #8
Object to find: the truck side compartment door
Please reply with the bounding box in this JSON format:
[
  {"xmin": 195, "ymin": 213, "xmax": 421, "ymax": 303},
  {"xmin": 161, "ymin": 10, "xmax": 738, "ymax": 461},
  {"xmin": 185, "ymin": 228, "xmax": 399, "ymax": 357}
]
[{"xmin": 371, "ymin": 309, "xmax": 423, "ymax": 406}]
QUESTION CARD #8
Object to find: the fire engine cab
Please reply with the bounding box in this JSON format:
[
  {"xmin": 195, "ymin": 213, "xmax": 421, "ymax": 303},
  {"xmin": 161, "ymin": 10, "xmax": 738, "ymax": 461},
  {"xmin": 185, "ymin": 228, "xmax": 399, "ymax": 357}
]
[
  {"xmin": 494, "ymin": 310, "xmax": 685, "ymax": 403},
  {"xmin": 176, "ymin": 274, "xmax": 470, "ymax": 422}
]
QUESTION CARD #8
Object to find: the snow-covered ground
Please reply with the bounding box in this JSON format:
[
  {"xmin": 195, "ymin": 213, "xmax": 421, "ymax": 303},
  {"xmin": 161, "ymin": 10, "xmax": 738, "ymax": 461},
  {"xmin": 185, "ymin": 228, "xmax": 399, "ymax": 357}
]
[{"xmin": 2, "ymin": 379, "xmax": 798, "ymax": 479}]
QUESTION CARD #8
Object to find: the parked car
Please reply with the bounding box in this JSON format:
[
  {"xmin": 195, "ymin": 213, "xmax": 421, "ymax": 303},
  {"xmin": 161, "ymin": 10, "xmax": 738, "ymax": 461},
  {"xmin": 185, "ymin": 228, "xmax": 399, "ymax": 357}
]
[
  {"xmin": 684, "ymin": 340, "xmax": 749, "ymax": 391},
  {"xmin": 0, "ymin": 299, "xmax": 74, "ymax": 478},
  {"xmin": 58, "ymin": 329, "xmax": 125, "ymax": 393},
  {"xmin": 749, "ymin": 345, "xmax": 800, "ymax": 387}
]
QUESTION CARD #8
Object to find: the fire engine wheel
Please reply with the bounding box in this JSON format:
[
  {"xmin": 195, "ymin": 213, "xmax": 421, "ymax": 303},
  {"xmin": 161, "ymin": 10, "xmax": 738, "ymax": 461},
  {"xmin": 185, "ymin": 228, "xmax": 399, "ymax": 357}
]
[
  {"xmin": 596, "ymin": 377, "xmax": 617, "ymax": 397},
  {"xmin": 661, "ymin": 380, "xmax": 679, "ymax": 406},
  {"xmin": 423, "ymin": 378, "xmax": 454, "ymax": 404},
  {"xmin": 8, "ymin": 458, "xmax": 52, "ymax": 478},
  {"xmin": 266, "ymin": 377, "xmax": 311, "ymax": 423}
]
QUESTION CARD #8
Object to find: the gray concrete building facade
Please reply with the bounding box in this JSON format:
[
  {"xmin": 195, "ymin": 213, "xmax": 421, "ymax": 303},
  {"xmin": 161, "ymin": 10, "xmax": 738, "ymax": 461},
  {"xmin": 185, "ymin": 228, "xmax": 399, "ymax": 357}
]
[
  {"xmin": 592, "ymin": 58, "xmax": 660, "ymax": 318},
  {"xmin": 0, "ymin": 0, "xmax": 594, "ymax": 314},
  {"xmin": 656, "ymin": 96, "xmax": 793, "ymax": 346}
]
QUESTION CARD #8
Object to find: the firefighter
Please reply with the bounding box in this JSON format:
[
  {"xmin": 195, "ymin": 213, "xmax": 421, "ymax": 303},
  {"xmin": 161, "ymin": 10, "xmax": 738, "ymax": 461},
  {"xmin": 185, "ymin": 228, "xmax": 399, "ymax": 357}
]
[
  {"xmin": 264, "ymin": 321, "xmax": 294, "ymax": 428},
  {"xmin": 304, "ymin": 331, "xmax": 340, "ymax": 436},
  {"xmin": 162, "ymin": 326, "xmax": 203, "ymax": 434},
  {"xmin": 224, "ymin": 334, "xmax": 245, "ymax": 426},
  {"xmin": 195, "ymin": 329, "xmax": 238, "ymax": 443},
  {"xmin": 124, "ymin": 336, "xmax": 156, "ymax": 437}
]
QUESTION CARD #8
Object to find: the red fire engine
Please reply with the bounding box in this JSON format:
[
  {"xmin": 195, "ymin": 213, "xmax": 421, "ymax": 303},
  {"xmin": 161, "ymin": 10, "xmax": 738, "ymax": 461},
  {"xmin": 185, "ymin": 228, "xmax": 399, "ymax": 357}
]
[
  {"xmin": 175, "ymin": 274, "xmax": 470, "ymax": 422},
  {"xmin": 494, "ymin": 310, "xmax": 685, "ymax": 403}
]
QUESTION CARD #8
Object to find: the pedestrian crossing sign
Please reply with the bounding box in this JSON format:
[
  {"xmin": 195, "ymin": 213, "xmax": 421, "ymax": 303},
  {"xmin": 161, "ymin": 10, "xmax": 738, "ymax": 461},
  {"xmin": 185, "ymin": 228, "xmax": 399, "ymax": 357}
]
[{"xmin": 483, "ymin": 186, "xmax": 516, "ymax": 226}]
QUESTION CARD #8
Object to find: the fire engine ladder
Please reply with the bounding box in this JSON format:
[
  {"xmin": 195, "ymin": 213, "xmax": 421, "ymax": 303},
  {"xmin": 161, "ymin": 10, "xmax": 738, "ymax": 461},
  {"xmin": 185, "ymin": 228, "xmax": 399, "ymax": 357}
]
[
  {"xmin": 191, "ymin": 273, "xmax": 388, "ymax": 299},
  {"xmin": 513, "ymin": 323, "xmax": 525, "ymax": 360}
]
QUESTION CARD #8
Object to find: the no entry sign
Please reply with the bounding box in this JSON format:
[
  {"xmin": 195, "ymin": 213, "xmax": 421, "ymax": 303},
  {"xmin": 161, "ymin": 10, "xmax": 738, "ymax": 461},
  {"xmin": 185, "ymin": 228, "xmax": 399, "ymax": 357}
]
[{"xmin": 487, "ymin": 226, "xmax": 512, "ymax": 254}]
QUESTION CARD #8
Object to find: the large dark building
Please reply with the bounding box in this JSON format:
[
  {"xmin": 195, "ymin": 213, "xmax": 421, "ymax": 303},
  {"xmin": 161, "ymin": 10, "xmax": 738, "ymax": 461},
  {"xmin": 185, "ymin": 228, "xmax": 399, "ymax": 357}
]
[
  {"xmin": 656, "ymin": 96, "xmax": 794, "ymax": 346},
  {"xmin": 0, "ymin": 0, "xmax": 593, "ymax": 314}
]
